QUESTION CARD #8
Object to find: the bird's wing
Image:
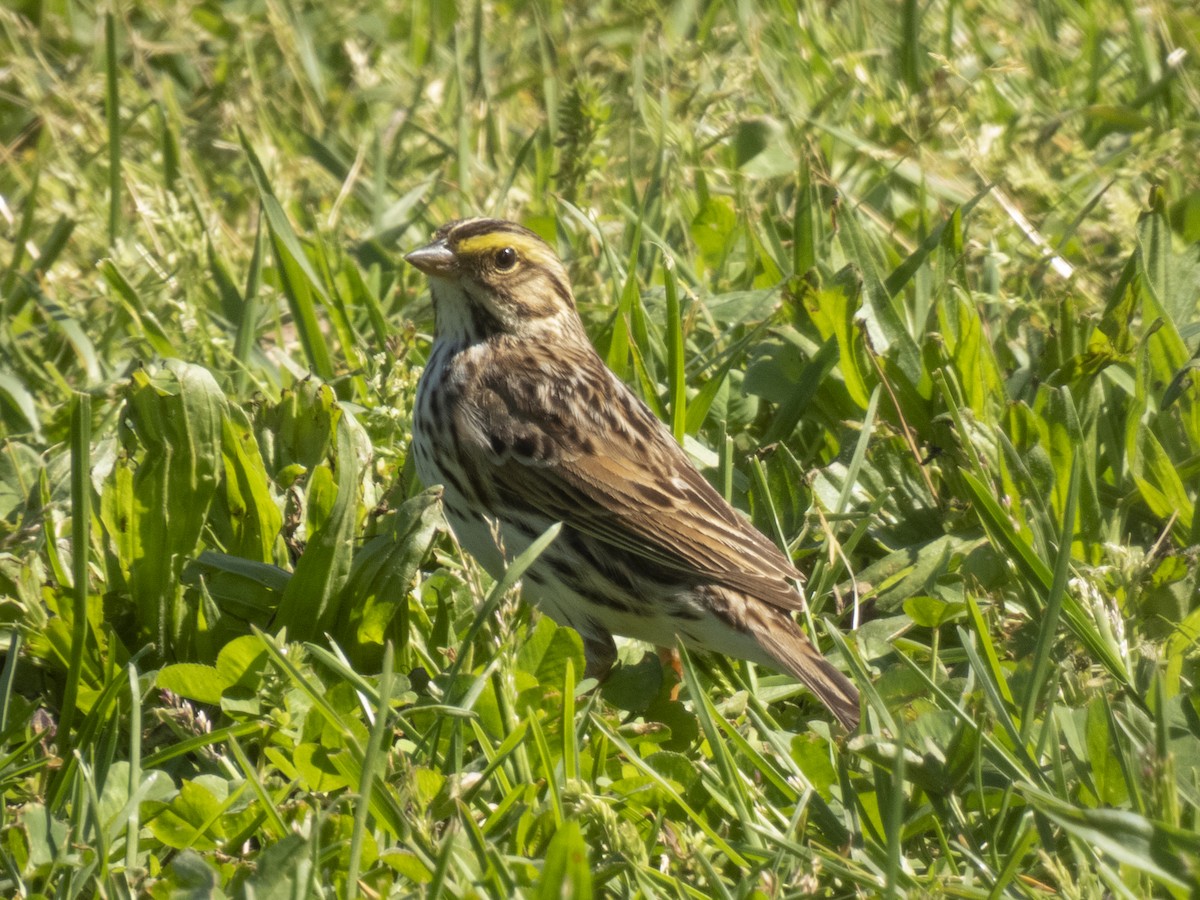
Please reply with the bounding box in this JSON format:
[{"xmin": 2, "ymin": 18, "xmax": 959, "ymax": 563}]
[{"xmin": 480, "ymin": 360, "xmax": 809, "ymax": 613}]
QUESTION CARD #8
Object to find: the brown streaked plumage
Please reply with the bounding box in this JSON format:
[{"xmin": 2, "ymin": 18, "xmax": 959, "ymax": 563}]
[{"xmin": 406, "ymin": 217, "xmax": 860, "ymax": 729}]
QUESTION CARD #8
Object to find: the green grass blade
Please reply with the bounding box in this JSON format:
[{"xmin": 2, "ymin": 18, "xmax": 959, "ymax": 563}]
[
  {"xmin": 526, "ymin": 712, "xmax": 562, "ymax": 827},
  {"xmin": 678, "ymin": 648, "xmax": 759, "ymax": 846},
  {"xmin": 59, "ymin": 392, "xmax": 91, "ymax": 746},
  {"xmin": 664, "ymin": 260, "xmax": 686, "ymax": 443},
  {"xmin": 239, "ymin": 130, "xmax": 336, "ymax": 380},
  {"xmin": 534, "ymin": 820, "xmax": 592, "ymax": 899},
  {"xmin": 960, "ymin": 470, "xmax": 1053, "ymax": 592},
  {"xmin": 0, "ymin": 631, "xmax": 21, "ymax": 735},
  {"xmin": 232, "ymin": 214, "xmax": 266, "ymax": 394},
  {"xmin": 124, "ymin": 664, "xmax": 142, "ymax": 879},
  {"xmin": 1020, "ymin": 447, "xmax": 1080, "ymax": 739},
  {"xmin": 345, "ymin": 641, "xmax": 393, "ymax": 899},
  {"xmin": 226, "ymin": 734, "xmax": 290, "ymax": 839},
  {"xmin": 604, "ymin": 233, "xmax": 640, "ymax": 379},
  {"xmin": 105, "ymin": 12, "xmax": 121, "ymax": 246}
]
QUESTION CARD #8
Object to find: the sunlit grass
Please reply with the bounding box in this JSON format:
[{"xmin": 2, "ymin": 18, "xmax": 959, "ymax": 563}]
[{"xmin": 1, "ymin": 0, "xmax": 1198, "ymax": 896}]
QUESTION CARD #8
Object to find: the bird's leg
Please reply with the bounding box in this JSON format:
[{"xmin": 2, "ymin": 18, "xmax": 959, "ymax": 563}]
[{"xmin": 657, "ymin": 646, "xmax": 683, "ymax": 699}]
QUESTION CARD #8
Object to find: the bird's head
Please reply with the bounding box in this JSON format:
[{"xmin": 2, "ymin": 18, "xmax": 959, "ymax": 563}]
[{"xmin": 405, "ymin": 218, "xmax": 584, "ymax": 344}]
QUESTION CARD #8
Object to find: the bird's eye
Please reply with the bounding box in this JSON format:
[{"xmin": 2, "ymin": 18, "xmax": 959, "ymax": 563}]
[{"xmin": 495, "ymin": 247, "xmax": 518, "ymax": 270}]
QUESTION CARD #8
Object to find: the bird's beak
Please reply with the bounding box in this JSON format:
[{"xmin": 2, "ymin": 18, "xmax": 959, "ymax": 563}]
[{"xmin": 404, "ymin": 239, "xmax": 456, "ymax": 276}]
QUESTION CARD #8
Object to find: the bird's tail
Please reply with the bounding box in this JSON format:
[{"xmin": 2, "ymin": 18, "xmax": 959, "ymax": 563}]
[{"xmin": 759, "ymin": 623, "xmax": 860, "ymax": 731}]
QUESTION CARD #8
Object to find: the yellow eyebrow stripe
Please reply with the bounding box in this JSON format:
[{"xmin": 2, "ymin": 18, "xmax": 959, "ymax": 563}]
[{"xmin": 457, "ymin": 232, "xmax": 556, "ymax": 266}]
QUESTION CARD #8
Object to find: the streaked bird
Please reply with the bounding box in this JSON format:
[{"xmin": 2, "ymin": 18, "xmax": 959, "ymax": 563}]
[{"xmin": 406, "ymin": 218, "xmax": 859, "ymax": 729}]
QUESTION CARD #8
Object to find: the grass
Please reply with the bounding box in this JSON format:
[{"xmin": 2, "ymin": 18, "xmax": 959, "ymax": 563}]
[{"xmin": 1, "ymin": 0, "xmax": 1199, "ymax": 896}]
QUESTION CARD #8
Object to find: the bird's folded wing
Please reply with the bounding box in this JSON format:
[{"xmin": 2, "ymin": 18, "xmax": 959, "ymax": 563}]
[{"xmin": 493, "ymin": 430, "xmax": 810, "ymax": 614}]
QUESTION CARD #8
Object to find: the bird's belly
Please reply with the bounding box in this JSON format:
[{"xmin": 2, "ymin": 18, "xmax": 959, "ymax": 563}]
[
  {"xmin": 523, "ymin": 567, "xmax": 779, "ymax": 669},
  {"xmin": 432, "ymin": 481, "xmax": 511, "ymax": 578}
]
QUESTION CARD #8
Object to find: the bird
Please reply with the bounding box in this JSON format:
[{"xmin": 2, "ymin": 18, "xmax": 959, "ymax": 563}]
[{"xmin": 405, "ymin": 217, "xmax": 860, "ymax": 729}]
